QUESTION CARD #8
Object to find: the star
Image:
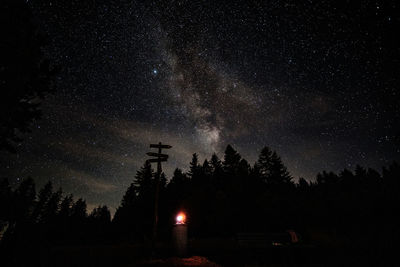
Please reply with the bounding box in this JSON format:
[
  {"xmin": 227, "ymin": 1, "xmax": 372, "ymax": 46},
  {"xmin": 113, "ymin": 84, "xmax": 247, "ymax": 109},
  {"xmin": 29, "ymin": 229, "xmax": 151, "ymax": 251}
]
[{"xmin": 1, "ymin": 0, "xmax": 398, "ymax": 215}]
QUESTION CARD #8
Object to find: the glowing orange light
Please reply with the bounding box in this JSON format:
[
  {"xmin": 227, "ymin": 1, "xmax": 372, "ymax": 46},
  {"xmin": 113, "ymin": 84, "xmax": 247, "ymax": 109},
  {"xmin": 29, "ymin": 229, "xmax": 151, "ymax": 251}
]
[{"xmin": 176, "ymin": 212, "xmax": 186, "ymax": 224}]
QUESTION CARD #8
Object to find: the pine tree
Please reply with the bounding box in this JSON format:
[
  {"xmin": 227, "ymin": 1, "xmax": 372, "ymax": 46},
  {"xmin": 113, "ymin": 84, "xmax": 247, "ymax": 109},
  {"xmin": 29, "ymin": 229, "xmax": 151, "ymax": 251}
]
[
  {"xmin": 223, "ymin": 145, "xmax": 241, "ymax": 176},
  {"xmin": 210, "ymin": 153, "xmax": 223, "ymax": 188},
  {"xmin": 298, "ymin": 177, "xmax": 310, "ymax": 189},
  {"xmin": 90, "ymin": 205, "xmax": 111, "ymax": 223},
  {"xmin": 33, "ymin": 181, "xmax": 53, "ymax": 222},
  {"xmin": 188, "ymin": 153, "xmax": 201, "ymax": 179},
  {"xmin": 69, "ymin": 198, "xmax": 87, "ymax": 241},
  {"xmin": 238, "ymin": 159, "xmax": 250, "ymax": 178},
  {"xmin": 42, "ymin": 188, "xmax": 62, "ymax": 223},
  {"xmin": 169, "ymin": 168, "xmax": 188, "ymax": 187},
  {"xmin": 210, "ymin": 153, "xmax": 223, "ymax": 174},
  {"xmin": 114, "ymin": 161, "xmax": 155, "ymax": 240},
  {"xmin": 256, "ymin": 147, "xmax": 292, "ymax": 186},
  {"xmin": 316, "ymin": 171, "xmax": 339, "ymax": 185},
  {"xmin": 59, "ymin": 194, "xmax": 74, "ymax": 219},
  {"xmin": 71, "ymin": 198, "xmax": 87, "ymax": 221},
  {"xmin": 114, "ymin": 162, "xmax": 152, "ymax": 225},
  {"xmin": 133, "ymin": 160, "xmax": 154, "ymax": 199},
  {"xmin": 202, "ymin": 159, "xmax": 212, "ymax": 177},
  {"xmin": 268, "ymin": 151, "xmax": 292, "ymax": 185},
  {"xmin": 255, "ymin": 146, "xmax": 273, "ymax": 182},
  {"xmin": 166, "ymin": 168, "xmax": 190, "ymax": 209}
]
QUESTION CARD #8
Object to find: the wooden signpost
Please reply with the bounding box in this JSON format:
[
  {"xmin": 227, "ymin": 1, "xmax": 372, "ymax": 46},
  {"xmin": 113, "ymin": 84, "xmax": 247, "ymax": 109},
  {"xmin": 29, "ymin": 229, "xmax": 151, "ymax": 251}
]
[
  {"xmin": 146, "ymin": 142, "xmax": 172, "ymax": 254},
  {"xmin": 150, "ymin": 144, "xmax": 172, "ymax": 149},
  {"xmin": 147, "ymin": 158, "xmax": 168, "ymax": 163},
  {"xmin": 146, "ymin": 152, "xmax": 169, "ymax": 158}
]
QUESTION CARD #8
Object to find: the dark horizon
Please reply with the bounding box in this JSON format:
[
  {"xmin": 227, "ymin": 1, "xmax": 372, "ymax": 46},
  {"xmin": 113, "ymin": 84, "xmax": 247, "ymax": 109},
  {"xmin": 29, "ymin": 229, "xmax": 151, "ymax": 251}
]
[{"xmin": 1, "ymin": 144, "xmax": 399, "ymax": 266}]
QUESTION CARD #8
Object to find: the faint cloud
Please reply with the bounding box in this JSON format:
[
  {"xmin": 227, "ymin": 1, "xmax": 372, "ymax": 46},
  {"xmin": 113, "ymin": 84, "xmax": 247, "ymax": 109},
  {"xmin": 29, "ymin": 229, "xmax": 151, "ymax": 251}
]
[{"xmin": 67, "ymin": 169, "xmax": 117, "ymax": 194}]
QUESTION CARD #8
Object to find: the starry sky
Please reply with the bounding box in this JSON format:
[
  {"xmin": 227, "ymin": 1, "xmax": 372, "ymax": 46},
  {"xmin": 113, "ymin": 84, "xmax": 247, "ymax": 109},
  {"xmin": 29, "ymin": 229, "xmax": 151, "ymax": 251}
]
[{"xmin": 1, "ymin": 0, "xmax": 399, "ymax": 213}]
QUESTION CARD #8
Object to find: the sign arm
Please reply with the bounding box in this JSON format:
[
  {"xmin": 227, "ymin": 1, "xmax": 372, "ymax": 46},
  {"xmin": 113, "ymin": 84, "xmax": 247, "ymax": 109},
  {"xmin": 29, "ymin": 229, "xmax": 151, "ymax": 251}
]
[{"xmin": 146, "ymin": 142, "xmax": 171, "ymax": 256}]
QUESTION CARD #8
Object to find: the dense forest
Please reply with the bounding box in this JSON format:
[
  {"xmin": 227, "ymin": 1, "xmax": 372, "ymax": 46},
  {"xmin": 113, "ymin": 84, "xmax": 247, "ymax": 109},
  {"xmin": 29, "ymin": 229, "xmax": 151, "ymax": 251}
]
[{"xmin": 1, "ymin": 144, "xmax": 399, "ymax": 254}]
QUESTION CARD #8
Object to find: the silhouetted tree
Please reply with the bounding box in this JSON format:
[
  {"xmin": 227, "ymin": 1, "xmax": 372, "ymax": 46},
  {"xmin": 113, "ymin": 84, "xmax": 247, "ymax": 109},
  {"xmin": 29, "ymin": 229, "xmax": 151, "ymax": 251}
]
[
  {"xmin": 3, "ymin": 144, "xmax": 398, "ymax": 266},
  {"xmin": 42, "ymin": 188, "xmax": 62, "ymax": 223},
  {"xmin": 316, "ymin": 171, "xmax": 339, "ymax": 185},
  {"xmin": 69, "ymin": 198, "xmax": 87, "ymax": 241},
  {"xmin": 32, "ymin": 181, "xmax": 53, "ymax": 222},
  {"xmin": 223, "ymin": 144, "xmax": 242, "ymax": 177},
  {"xmin": 238, "ymin": 159, "xmax": 250, "ymax": 179},
  {"xmin": 134, "ymin": 160, "xmax": 154, "ymax": 200},
  {"xmin": 116, "ymin": 186, "xmax": 135, "ymax": 226},
  {"xmin": 210, "ymin": 153, "xmax": 223, "ymax": 188},
  {"xmin": 297, "ymin": 177, "xmax": 310, "ymax": 189},
  {"xmin": 87, "ymin": 205, "xmax": 112, "ymax": 242},
  {"xmin": 169, "ymin": 168, "xmax": 188, "ymax": 188},
  {"xmin": 113, "ymin": 160, "xmax": 155, "ymax": 241},
  {"xmin": 255, "ymin": 146, "xmax": 273, "ymax": 183},
  {"xmin": 210, "ymin": 153, "xmax": 223, "ymax": 174},
  {"xmin": 268, "ymin": 151, "xmax": 293, "ymax": 186},
  {"xmin": 167, "ymin": 168, "xmax": 189, "ymax": 204},
  {"xmin": 57, "ymin": 194, "xmax": 74, "ymax": 242},
  {"xmin": 90, "ymin": 205, "xmax": 111, "ymax": 223},
  {"xmin": 202, "ymin": 159, "xmax": 212, "ymax": 179},
  {"xmin": 71, "ymin": 198, "xmax": 87, "ymax": 221},
  {"xmin": 59, "ymin": 194, "xmax": 74, "ymax": 219},
  {"xmin": 188, "ymin": 153, "xmax": 202, "ymax": 182},
  {"xmin": 0, "ymin": 0, "xmax": 57, "ymax": 152}
]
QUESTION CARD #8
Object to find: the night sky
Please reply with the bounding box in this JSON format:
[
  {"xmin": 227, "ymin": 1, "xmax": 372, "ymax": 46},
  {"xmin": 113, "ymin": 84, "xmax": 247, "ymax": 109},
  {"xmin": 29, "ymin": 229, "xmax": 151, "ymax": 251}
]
[{"xmin": 1, "ymin": 0, "xmax": 399, "ymax": 213}]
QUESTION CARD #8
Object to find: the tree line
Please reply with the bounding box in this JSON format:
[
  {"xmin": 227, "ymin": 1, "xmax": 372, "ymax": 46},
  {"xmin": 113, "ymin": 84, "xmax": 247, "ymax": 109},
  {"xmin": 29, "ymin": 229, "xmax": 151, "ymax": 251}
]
[
  {"xmin": 1, "ymin": 144, "xmax": 399, "ymax": 251},
  {"xmin": 0, "ymin": 178, "xmax": 111, "ymax": 246},
  {"xmin": 113, "ymin": 144, "xmax": 399, "ymax": 250}
]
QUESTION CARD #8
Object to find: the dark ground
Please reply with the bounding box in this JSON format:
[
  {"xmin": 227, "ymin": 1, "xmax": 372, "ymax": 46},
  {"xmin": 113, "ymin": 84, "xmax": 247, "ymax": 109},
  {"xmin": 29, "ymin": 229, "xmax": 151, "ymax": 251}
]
[{"xmin": 3, "ymin": 238, "xmax": 390, "ymax": 267}]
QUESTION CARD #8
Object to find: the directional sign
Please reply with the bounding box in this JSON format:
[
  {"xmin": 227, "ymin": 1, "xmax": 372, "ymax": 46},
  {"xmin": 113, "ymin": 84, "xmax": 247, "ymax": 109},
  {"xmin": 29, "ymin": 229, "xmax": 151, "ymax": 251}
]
[
  {"xmin": 150, "ymin": 144, "xmax": 172, "ymax": 149},
  {"xmin": 146, "ymin": 152, "xmax": 169, "ymax": 158},
  {"xmin": 147, "ymin": 158, "xmax": 168, "ymax": 163},
  {"xmin": 146, "ymin": 142, "xmax": 172, "ymax": 253}
]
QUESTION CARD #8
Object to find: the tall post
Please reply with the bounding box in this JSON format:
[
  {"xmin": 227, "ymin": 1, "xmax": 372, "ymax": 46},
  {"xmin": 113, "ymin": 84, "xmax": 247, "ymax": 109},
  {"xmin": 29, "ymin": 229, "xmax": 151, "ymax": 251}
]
[
  {"xmin": 152, "ymin": 143, "xmax": 162, "ymax": 248},
  {"xmin": 147, "ymin": 142, "xmax": 171, "ymax": 256}
]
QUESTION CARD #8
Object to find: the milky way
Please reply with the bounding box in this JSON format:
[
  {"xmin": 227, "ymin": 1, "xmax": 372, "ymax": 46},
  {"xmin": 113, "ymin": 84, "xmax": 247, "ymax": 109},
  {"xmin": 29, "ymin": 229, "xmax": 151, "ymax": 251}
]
[{"xmin": 1, "ymin": 0, "xmax": 399, "ymax": 213}]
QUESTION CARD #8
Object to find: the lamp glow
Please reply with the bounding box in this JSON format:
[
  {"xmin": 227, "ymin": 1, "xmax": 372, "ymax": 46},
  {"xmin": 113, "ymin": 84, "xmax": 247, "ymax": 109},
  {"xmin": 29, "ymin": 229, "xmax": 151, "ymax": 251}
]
[{"xmin": 176, "ymin": 212, "xmax": 186, "ymax": 224}]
